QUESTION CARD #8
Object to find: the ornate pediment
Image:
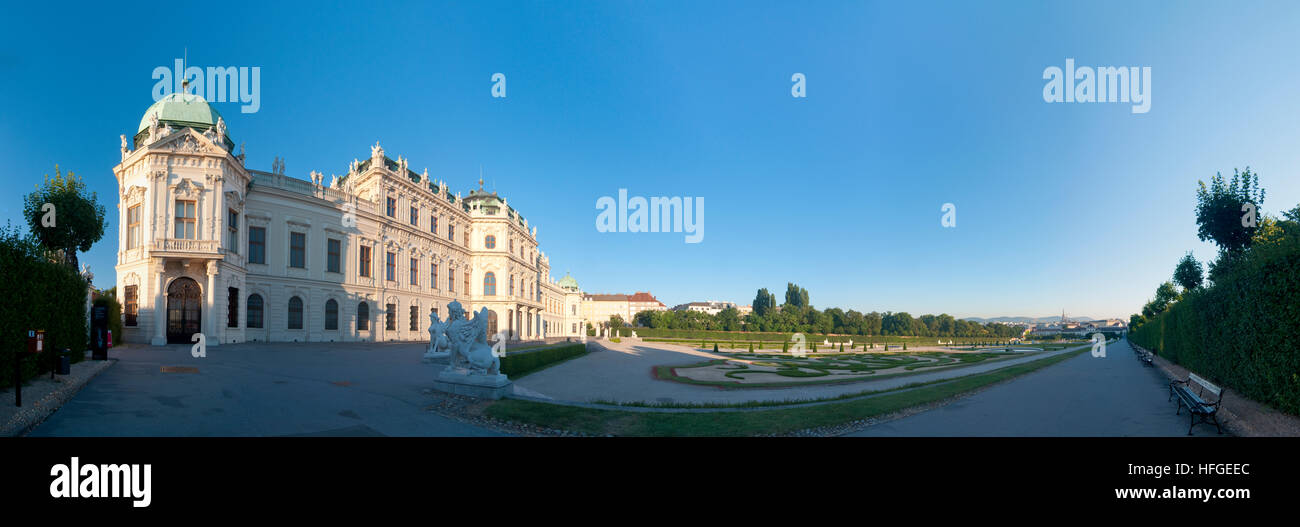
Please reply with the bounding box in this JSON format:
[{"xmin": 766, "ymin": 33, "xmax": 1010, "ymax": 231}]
[
  {"xmin": 159, "ymin": 129, "xmax": 223, "ymax": 155},
  {"xmin": 170, "ymin": 178, "xmax": 205, "ymax": 199},
  {"xmin": 122, "ymin": 185, "xmax": 147, "ymax": 205}
]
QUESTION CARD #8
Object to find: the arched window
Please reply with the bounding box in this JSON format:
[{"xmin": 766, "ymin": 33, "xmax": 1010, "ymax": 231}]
[
  {"xmin": 484, "ymin": 235, "xmax": 496, "ymax": 249},
  {"xmin": 484, "ymin": 272, "xmax": 497, "ymax": 296},
  {"xmin": 288, "ymin": 296, "xmax": 304, "ymax": 329},
  {"xmin": 325, "ymin": 299, "xmax": 339, "ymax": 330},
  {"xmin": 247, "ymin": 294, "xmax": 264, "ymax": 329},
  {"xmin": 357, "ymin": 302, "xmax": 370, "ymax": 331}
]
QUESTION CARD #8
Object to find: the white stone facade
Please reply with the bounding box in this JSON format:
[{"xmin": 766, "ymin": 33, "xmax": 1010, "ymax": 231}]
[{"xmin": 113, "ymin": 96, "xmax": 584, "ymax": 346}]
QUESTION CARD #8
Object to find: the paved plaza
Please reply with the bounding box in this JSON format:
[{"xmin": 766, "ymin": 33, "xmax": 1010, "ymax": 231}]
[{"xmin": 28, "ymin": 342, "xmax": 501, "ymax": 437}]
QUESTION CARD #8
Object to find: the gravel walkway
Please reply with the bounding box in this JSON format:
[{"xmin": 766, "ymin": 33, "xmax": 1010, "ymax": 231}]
[{"xmin": 1, "ymin": 353, "xmax": 114, "ymax": 436}]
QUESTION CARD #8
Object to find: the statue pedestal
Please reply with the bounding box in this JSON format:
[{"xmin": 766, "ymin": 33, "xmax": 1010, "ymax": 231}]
[{"xmin": 433, "ymin": 367, "xmax": 513, "ymax": 400}]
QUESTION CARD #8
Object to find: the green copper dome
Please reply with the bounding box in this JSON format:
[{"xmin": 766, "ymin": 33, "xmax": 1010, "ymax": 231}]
[
  {"xmin": 558, "ymin": 273, "xmax": 579, "ymax": 291},
  {"xmin": 138, "ymin": 92, "xmax": 224, "ymax": 133}
]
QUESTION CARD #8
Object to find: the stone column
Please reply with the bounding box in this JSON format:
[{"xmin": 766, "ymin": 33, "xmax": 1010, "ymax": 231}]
[
  {"xmin": 152, "ymin": 259, "xmax": 167, "ymax": 346},
  {"xmin": 206, "ymin": 260, "xmax": 219, "ymax": 347}
]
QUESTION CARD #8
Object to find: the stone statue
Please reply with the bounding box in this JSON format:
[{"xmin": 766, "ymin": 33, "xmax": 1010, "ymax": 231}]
[
  {"xmin": 215, "ymin": 117, "xmax": 226, "ymax": 141},
  {"xmin": 423, "ymin": 309, "xmax": 451, "ymax": 361},
  {"xmin": 428, "ymin": 301, "xmax": 512, "ymax": 398},
  {"xmin": 148, "ymin": 113, "xmax": 160, "ymax": 142},
  {"xmin": 120, "ymin": 134, "xmax": 129, "ymax": 159},
  {"xmin": 371, "ymin": 141, "xmax": 384, "ymax": 161}
]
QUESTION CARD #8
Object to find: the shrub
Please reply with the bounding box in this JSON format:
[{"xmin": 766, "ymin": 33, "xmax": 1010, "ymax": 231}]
[
  {"xmin": 1130, "ymin": 227, "xmax": 1300, "ymax": 414},
  {"xmin": 0, "ymin": 225, "xmax": 89, "ymax": 388},
  {"xmin": 500, "ymin": 343, "xmax": 587, "ymax": 378},
  {"xmin": 713, "ymin": 343, "xmax": 719, "ymax": 353}
]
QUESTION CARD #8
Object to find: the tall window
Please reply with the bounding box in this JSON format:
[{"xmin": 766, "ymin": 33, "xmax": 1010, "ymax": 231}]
[
  {"xmin": 357, "ymin": 302, "xmax": 370, "ymax": 331},
  {"xmin": 124, "ymin": 285, "xmax": 138, "ymax": 326},
  {"xmin": 247, "ymin": 294, "xmax": 264, "ymax": 328},
  {"xmin": 288, "ymin": 296, "xmax": 304, "ymax": 329},
  {"xmin": 174, "ymin": 200, "xmax": 196, "ymax": 239},
  {"xmin": 484, "ymin": 272, "xmax": 497, "ymax": 296},
  {"xmin": 431, "ymin": 261, "xmax": 437, "ymax": 289},
  {"xmin": 409, "ymin": 258, "xmax": 419, "ymax": 286},
  {"xmin": 359, "ymin": 246, "xmax": 372, "ymax": 277},
  {"xmin": 248, "ymin": 226, "xmax": 266, "ymax": 264},
  {"xmin": 289, "ymin": 232, "xmax": 306, "ymax": 268},
  {"xmin": 227, "ymin": 209, "xmax": 239, "ymax": 253},
  {"xmin": 509, "ymin": 275, "xmax": 515, "ymax": 296},
  {"xmin": 448, "ymin": 271, "xmax": 454, "ymax": 293},
  {"xmin": 448, "ymin": 224, "xmax": 454, "ymax": 242},
  {"xmin": 464, "ymin": 272, "xmax": 469, "ymax": 296},
  {"xmin": 127, "ymin": 205, "xmax": 141, "ymax": 249},
  {"xmin": 227, "ymin": 287, "xmax": 239, "ymax": 328},
  {"xmin": 509, "ymin": 240, "xmax": 514, "ymax": 254},
  {"xmin": 430, "ymin": 214, "xmax": 437, "ymax": 234},
  {"xmin": 386, "ymin": 251, "xmax": 396, "ymax": 281},
  {"xmin": 327, "ymin": 238, "xmax": 341, "ymax": 273},
  {"xmin": 410, "ymin": 206, "xmax": 419, "ymax": 226},
  {"xmin": 464, "ymin": 231, "xmax": 469, "ymax": 246},
  {"xmin": 386, "ymin": 303, "xmax": 396, "ymax": 330},
  {"xmin": 325, "ymin": 299, "xmax": 339, "ymax": 330},
  {"xmin": 410, "ymin": 305, "xmax": 419, "ymax": 331},
  {"xmin": 485, "ymin": 235, "xmax": 496, "ymax": 249},
  {"xmin": 386, "ymin": 197, "xmax": 396, "ymax": 217}
]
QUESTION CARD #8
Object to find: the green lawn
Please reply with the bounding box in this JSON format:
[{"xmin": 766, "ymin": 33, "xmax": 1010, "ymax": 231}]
[{"xmin": 483, "ymin": 344, "xmax": 1090, "ymax": 436}]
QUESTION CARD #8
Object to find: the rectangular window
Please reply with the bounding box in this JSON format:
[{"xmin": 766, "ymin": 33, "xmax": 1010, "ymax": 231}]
[
  {"xmin": 227, "ymin": 209, "xmax": 239, "ymax": 253},
  {"xmin": 464, "ymin": 272, "xmax": 469, "ymax": 296},
  {"xmin": 386, "ymin": 251, "xmax": 396, "ymax": 281},
  {"xmin": 386, "ymin": 197, "xmax": 396, "ymax": 217},
  {"xmin": 409, "ymin": 258, "xmax": 418, "ymax": 286},
  {"xmin": 410, "ymin": 305, "xmax": 419, "ymax": 331},
  {"xmin": 386, "ymin": 304, "xmax": 396, "ymax": 330},
  {"xmin": 410, "ymin": 206, "xmax": 419, "ymax": 226},
  {"xmin": 174, "ymin": 200, "xmax": 196, "ymax": 239},
  {"xmin": 327, "ymin": 238, "xmax": 341, "ymax": 273},
  {"xmin": 124, "ymin": 285, "xmax": 138, "ymax": 326},
  {"xmin": 448, "ymin": 271, "xmax": 454, "ymax": 293},
  {"xmin": 248, "ymin": 226, "xmax": 266, "ymax": 264},
  {"xmin": 289, "ymin": 232, "xmax": 306, "ymax": 268},
  {"xmin": 431, "ymin": 261, "xmax": 437, "ymax": 289},
  {"xmin": 359, "ymin": 246, "xmax": 372, "ymax": 277},
  {"xmin": 430, "ymin": 215, "xmax": 437, "ymax": 234},
  {"xmin": 127, "ymin": 205, "xmax": 141, "ymax": 249},
  {"xmin": 227, "ymin": 287, "xmax": 239, "ymax": 328},
  {"xmin": 448, "ymin": 224, "xmax": 454, "ymax": 242}
]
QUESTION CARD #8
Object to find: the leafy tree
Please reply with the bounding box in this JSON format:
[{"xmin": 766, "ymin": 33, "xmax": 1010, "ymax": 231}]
[
  {"xmin": 1195, "ymin": 167, "xmax": 1265, "ymax": 254},
  {"xmin": 1173, "ymin": 252, "xmax": 1203, "ymax": 292},
  {"xmin": 752, "ymin": 288, "xmax": 776, "ymax": 316},
  {"xmin": 783, "ymin": 282, "xmax": 809, "ymax": 308},
  {"xmin": 22, "ymin": 165, "xmax": 106, "ymax": 269}
]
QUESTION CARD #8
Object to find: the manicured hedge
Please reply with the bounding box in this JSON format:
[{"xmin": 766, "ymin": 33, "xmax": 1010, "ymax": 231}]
[
  {"xmin": 0, "ymin": 226, "xmax": 89, "ymax": 389},
  {"xmin": 1130, "ymin": 231, "xmax": 1300, "ymax": 414},
  {"xmin": 500, "ymin": 343, "xmax": 588, "ymax": 378}
]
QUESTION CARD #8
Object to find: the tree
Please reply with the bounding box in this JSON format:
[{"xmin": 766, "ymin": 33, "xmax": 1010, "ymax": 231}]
[
  {"xmin": 753, "ymin": 288, "xmax": 776, "ymax": 316},
  {"xmin": 783, "ymin": 282, "xmax": 809, "ymax": 308},
  {"xmin": 1173, "ymin": 252, "xmax": 1203, "ymax": 292},
  {"xmin": 22, "ymin": 165, "xmax": 106, "ymax": 270},
  {"xmin": 1195, "ymin": 167, "xmax": 1265, "ymax": 254}
]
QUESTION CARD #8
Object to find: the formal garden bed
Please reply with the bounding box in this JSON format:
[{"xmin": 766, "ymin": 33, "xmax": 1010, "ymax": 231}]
[{"xmin": 656, "ymin": 350, "xmax": 1033, "ymax": 388}]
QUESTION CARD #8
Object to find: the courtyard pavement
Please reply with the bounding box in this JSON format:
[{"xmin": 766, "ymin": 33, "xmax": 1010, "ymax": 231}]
[
  {"xmin": 513, "ymin": 339, "xmax": 1090, "ymax": 405},
  {"xmin": 27, "ymin": 342, "xmax": 502, "ymax": 437},
  {"xmin": 847, "ymin": 338, "xmax": 1205, "ymax": 436}
]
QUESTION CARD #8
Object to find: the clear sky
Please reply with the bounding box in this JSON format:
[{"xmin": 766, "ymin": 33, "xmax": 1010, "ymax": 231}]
[{"xmin": 2, "ymin": 1, "xmax": 1298, "ymax": 320}]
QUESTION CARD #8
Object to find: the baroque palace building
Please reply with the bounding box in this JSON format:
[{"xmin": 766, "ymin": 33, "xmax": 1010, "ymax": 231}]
[{"xmin": 114, "ymin": 91, "xmax": 585, "ymax": 346}]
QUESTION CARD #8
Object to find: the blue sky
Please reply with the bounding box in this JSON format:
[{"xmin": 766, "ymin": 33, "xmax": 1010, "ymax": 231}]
[{"xmin": 2, "ymin": 0, "xmax": 1298, "ymax": 320}]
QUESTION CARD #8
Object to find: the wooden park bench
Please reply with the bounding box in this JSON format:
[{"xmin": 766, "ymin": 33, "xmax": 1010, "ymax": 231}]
[{"xmin": 1168, "ymin": 373, "xmax": 1224, "ymax": 435}]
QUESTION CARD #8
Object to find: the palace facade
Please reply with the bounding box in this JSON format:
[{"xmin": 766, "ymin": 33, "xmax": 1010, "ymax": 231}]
[{"xmin": 113, "ymin": 92, "xmax": 586, "ymax": 346}]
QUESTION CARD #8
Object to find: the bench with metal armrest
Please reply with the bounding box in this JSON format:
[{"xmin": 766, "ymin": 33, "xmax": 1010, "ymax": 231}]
[{"xmin": 1168, "ymin": 372, "xmax": 1224, "ymax": 435}]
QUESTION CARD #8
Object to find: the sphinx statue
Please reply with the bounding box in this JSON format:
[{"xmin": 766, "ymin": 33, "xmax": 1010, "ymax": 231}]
[{"xmin": 428, "ymin": 301, "xmax": 512, "ymax": 398}]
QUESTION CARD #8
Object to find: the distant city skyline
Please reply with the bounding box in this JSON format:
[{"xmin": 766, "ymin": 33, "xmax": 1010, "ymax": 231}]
[{"xmin": 3, "ymin": 1, "xmax": 1300, "ymax": 320}]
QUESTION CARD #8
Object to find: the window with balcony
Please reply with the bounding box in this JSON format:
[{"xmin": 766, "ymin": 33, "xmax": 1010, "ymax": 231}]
[
  {"xmin": 174, "ymin": 200, "xmax": 196, "ymax": 239},
  {"xmin": 127, "ymin": 205, "xmax": 141, "ymax": 249}
]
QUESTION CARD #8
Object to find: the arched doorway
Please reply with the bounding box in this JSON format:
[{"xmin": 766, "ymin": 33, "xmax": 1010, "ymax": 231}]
[{"xmin": 167, "ymin": 277, "xmax": 202, "ymax": 344}]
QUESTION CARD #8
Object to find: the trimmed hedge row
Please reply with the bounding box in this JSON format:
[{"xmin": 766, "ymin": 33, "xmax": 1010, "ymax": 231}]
[
  {"xmin": 500, "ymin": 343, "xmax": 588, "ymax": 378},
  {"xmin": 1130, "ymin": 231, "xmax": 1300, "ymax": 414},
  {"xmin": 0, "ymin": 227, "xmax": 89, "ymax": 389}
]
